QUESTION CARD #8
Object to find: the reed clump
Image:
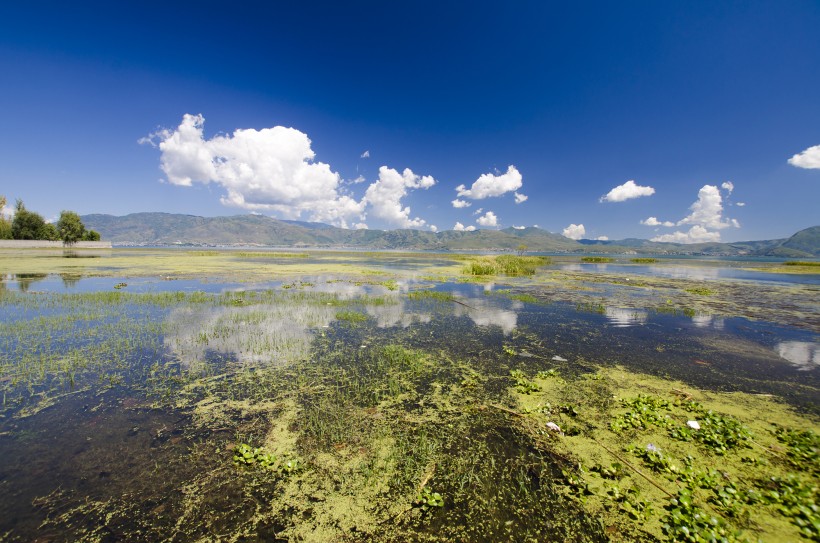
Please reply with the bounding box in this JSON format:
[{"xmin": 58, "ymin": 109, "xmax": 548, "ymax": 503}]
[{"xmin": 462, "ymin": 255, "xmax": 550, "ymax": 276}]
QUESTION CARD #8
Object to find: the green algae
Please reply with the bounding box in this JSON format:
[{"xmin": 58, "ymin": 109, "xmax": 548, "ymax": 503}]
[{"xmin": 511, "ymin": 365, "xmax": 820, "ymax": 542}]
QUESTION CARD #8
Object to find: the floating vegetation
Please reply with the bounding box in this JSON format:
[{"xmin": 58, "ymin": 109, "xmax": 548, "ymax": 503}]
[
  {"xmin": 335, "ymin": 310, "xmax": 369, "ymax": 324},
  {"xmin": 512, "ymin": 365, "xmax": 820, "ymax": 542},
  {"xmin": 684, "ymin": 286, "xmax": 715, "ymax": 296},
  {"xmin": 631, "ymin": 258, "xmax": 659, "ymax": 263},
  {"xmin": 235, "ymin": 251, "xmax": 310, "ymax": 258},
  {"xmin": 581, "ymin": 256, "xmax": 615, "ymax": 263}
]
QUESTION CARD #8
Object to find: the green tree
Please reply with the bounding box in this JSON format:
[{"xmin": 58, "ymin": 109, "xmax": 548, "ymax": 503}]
[
  {"xmin": 11, "ymin": 200, "xmax": 59, "ymax": 241},
  {"xmin": 517, "ymin": 243, "xmax": 528, "ymax": 256},
  {"xmin": 0, "ymin": 195, "xmax": 11, "ymax": 240},
  {"xmin": 82, "ymin": 229, "xmax": 101, "ymax": 241},
  {"xmin": 12, "ymin": 200, "xmax": 46, "ymax": 240},
  {"xmin": 40, "ymin": 222, "xmax": 60, "ymax": 241},
  {"xmin": 57, "ymin": 210, "xmax": 86, "ymax": 245}
]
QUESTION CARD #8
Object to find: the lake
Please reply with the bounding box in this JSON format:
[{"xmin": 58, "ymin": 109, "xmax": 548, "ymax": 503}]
[{"xmin": 0, "ymin": 250, "xmax": 817, "ymax": 541}]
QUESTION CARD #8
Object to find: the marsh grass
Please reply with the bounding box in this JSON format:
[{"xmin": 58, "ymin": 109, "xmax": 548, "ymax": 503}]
[
  {"xmin": 463, "ymin": 255, "xmax": 550, "ymax": 276},
  {"xmin": 784, "ymin": 261, "xmax": 820, "ymax": 266},
  {"xmin": 581, "ymin": 256, "xmax": 615, "ymax": 263}
]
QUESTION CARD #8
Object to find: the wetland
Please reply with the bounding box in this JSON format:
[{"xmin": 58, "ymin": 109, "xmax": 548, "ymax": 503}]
[{"xmin": 0, "ymin": 248, "xmax": 818, "ymax": 542}]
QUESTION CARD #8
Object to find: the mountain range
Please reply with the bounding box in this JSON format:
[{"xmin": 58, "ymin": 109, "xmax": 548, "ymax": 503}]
[{"xmin": 82, "ymin": 213, "xmax": 820, "ymax": 257}]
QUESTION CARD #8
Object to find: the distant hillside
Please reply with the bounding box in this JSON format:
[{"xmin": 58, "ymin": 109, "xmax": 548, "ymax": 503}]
[
  {"xmin": 82, "ymin": 213, "xmax": 819, "ymax": 256},
  {"xmin": 759, "ymin": 226, "xmax": 820, "ymax": 257}
]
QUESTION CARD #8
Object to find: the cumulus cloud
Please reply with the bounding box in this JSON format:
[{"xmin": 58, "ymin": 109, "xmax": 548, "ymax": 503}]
[
  {"xmin": 648, "ymin": 184, "xmax": 739, "ymax": 243},
  {"xmin": 363, "ymin": 166, "xmax": 437, "ymax": 228},
  {"xmin": 651, "ymin": 225, "xmax": 721, "ymax": 244},
  {"xmin": 596, "ymin": 236, "xmax": 609, "ymax": 241},
  {"xmin": 473, "ymin": 208, "xmax": 484, "ymax": 216},
  {"xmin": 451, "ymin": 198, "xmax": 472, "ymax": 208},
  {"xmin": 429, "ymin": 225, "xmax": 438, "ymax": 233},
  {"xmin": 514, "ymin": 192, "xmax": 528, "ymax": 204},
  {"xmin": 361, "ymin": 150, "xmax": 370, "ymax": 158},
  {"xmin": 453, "ymin": 222, "xmax": 476, "ymax": 232},
  {"xmin": 562, "ymin": 223, "xmax": 585, "ymax": 240},
  {"xmin": 456, "ymin": 165, "xmax": 522, "ymax": 200},
  {"xmin": 142, "ymin": 113, "xmax": 366, "ymax": 228},
  {"xmin": 476, "ymin": 211, "xmax": 499, "ymax": 227},
  {"xmin": 721, "ymin": 181, "xmax": 734, "ymax": 193},
  {"xmin": 788, "ymin": 144, "xmax": 820, "ymax": 169},
  {"xmin": 512, "ymin": 225, "xmax": 526, "ymax": 230},
  {"xmin": 600, "ymin": 180, "xmax": 655, "ymax": 203},
  {"xmin": 641, "ymin": 217, "xmax": 675, "ymax": 227},
  {"xmin": 677, "ymin": 185, "xmax": 735, "ymax": 231},
  {"xmin": 351, "ymin": 175, "xmax": 366, "ymax": 184}
]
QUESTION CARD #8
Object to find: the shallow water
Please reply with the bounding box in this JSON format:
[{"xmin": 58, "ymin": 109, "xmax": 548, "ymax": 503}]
[
  {"xmin": 0, "ymin": 259, "xmax": 818, "ymax": 541},
  {"xmin": 558, "ymin": 262, "xmax": 820, "ymax": 285}
]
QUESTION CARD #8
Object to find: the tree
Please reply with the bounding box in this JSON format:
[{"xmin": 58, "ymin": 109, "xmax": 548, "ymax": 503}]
[
  {"xmin": 40, "ymin": 222, "xmax": 60, "ymax": 241},
  {"xmin": 82, "ymin": 230, "xmax": 101, "ymax": 241},
  {"xmin": 57, "ymin": 210, "xmax": 86, "ymax": 245},
  {"xmin": 11, "ymin": 200, "xmax": 48, "ymax": 240},
  {"xmin": 517, "ymin": 243, "xmax": 528, "ymax": 256},
  {"xmin": 0, "ymin": 195, "xmax": 11, "ymax": 240}
]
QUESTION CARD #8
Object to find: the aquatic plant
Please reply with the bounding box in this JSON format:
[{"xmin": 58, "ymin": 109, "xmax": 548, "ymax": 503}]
[
  {"xmin": 462, "ymin": 255, "xmax": 549, "ymax": 276},
  {"xmin": 414, "ymin": 487, "xmax": 444, "ymax": 512},
  {"xmin": 684, "ymin": 287, "xmax": 715, "ymax": 296},
  {"xmin": 510, "ymin": 369, "xmax": 541, "ymax": 394},
  {"xmin": 784, "ymin": 261, "xmax": 820, "ymax": 266},
  {"xmin": 580, "ymin": 256, "xmax": 614, "ymax": 263},
  {"xmin": 662, "ymin": 489, "xmax": 743, "ymax": 543}
]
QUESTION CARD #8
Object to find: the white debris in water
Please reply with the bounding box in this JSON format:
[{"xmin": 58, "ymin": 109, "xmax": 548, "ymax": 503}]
[
  {"xmin": 551, "ymin": 355, "xmax": 568, "ymax": 362},
  {"xmin": 687, "ymin": 420, "xmax": 701, "ymax": 430},
  {"xmin": 546, "ymin": 422, "xmax": 562, "ymax": 433}
]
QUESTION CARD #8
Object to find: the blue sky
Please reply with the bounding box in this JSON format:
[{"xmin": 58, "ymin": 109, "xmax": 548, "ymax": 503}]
[{"xmin": 1, "ymin": 1, "xmax": 818, "ymax": 242}]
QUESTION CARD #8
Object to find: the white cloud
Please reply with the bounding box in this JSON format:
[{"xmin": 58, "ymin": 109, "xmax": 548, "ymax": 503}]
[
  {"xmin": 351, "ymin": 175, "xmax": 366, "ymax": 184},
  {"xmin": 788, "ymin": 144, "xmax": 820, "ymax": 169},
  {"xmin": 600, "ymin": 180, "xmax": 655, "ymax": 203},
  {"xmin": 651, "ymin": 225, "xmax": 721, "ymax": 244},
  {"xmin": 641, "ymin": 217, "xmax": 675, "ymax": 227},
  {"xmin": 476, "ymin": 211, "xmax": 499, "ymax": 227},
  {"xmin": 454, "ymin": 221, "xmax": 476, "ymax": 232},
  {"xmin": 142, "ymin": 113, "xmax": 366, "ymax": 228},
  {"xmin": 429, "ymin": 225, "xmax": 438, "ymax": 233},
  {"xmin": 363, "ymin": 166, "xmax": 436, "ymax": 228},
  {"xmin": 677, "ymin": 185, "xmax": 734, "ymax": 231},
  {"xmin": 721, "ymin": 181, "xmax": 734, "ymax": 193},
  {"xmin": 451, "ymin": 198, "xmax": 472, "ymax": 208},
  {"xmin": 361, "ymin": 150, "xmax": 370, "ymax": 158},
  {"xmin": 562, "ymin": 223, "xmax": 585, "ymax": 240},
  {"xmin": 596, "ymin": 236, "xmax": 609, "ymax": 241},
  {"xmin": 456, "ymin": 165, "xmax": 522, "ymax": 200},
  {"xmin": 512, "ymin": 225, "xmax": 526, "ymax": 230},
  {"xmin": 473, "ymin": 207, "xmax": 484, "ymax": 216},
  {"xmin": 736, "ymin": 202, "xmax": 746, "ymax": 207},
  {"xmin": 647, "ymin": 184, "xmax": 739, "ymax": 243},
  {"xmin": 514, "ymin": 192, "xmax": 528, "ymax": 204}
]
